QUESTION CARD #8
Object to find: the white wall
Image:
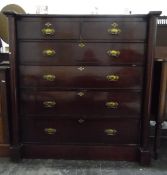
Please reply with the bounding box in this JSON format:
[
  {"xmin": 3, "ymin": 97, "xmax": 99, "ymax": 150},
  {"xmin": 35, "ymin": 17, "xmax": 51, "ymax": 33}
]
[{"xmin": 0, "ymin": 0, "xmax": 167, "ymax": 15}]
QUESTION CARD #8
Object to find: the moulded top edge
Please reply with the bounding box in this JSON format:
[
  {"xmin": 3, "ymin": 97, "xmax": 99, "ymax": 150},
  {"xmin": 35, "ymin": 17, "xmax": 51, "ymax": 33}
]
[{"xmin": 3, "ymin": 11, "xmax": 162, "ymax": 18}]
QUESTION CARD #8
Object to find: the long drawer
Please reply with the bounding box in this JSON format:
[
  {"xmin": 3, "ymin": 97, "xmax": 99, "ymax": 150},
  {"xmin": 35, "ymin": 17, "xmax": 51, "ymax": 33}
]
[
  {"xmin": 20, "ymin": 90, "xmax": 141, "ymax": 117},
  {"xmin": 19, "ymin": 42, "xmax": 145, "ymax": 65},
  {"xmin": 19, "ymin": 66, "xmax": 143, "ymax": 89},
  {"xmin": 21, "ymin": 117, "xmax": 140, "ymax": 144}
]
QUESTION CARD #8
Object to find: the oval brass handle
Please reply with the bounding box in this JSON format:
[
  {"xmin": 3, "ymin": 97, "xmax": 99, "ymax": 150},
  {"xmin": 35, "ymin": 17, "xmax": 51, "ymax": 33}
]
[
  {"xmin": 44, "ymin": 128, "xmax": 57, "ymax": 135},
  {"xmin": 105, "ymin": 101, "xmax": 119, "ymax": 108},
  {"xmin": 43, "ymin": 49, "xmax": 56, "ymax": 56},
  {"xmin": 41, "ymin": 28, "xmax": 55, "ymax": 36},
  {"xmin": 108, "ymin": 22, "xmax": 121, "ymax": 35},
  {"xmin": 108, "ymin": 28, "xmax": 121, "ymax": 35},
  {"xmin": 106, "ymin": 75, "xmax": 119, "ymax": 81},
  {"xmin": 43, "ymin": 74, "xmax": 56, "ymax": 81},
  {"xmin": 107, "ymin": 50, "xmax": 120, "ymax": 57},
  {"xmin": 104, "ymin": 129, "xmax": 117, "ymax": 136},
  {"xmin": 43, "ymin": 101, "xmax": 56, "ymax": 108}
]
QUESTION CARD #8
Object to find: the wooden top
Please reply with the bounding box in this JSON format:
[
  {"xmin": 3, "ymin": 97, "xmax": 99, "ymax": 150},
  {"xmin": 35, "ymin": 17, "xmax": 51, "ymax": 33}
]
[{"xmin": 3, "ymin": 11, "xmax": 162, "ymax": 18}]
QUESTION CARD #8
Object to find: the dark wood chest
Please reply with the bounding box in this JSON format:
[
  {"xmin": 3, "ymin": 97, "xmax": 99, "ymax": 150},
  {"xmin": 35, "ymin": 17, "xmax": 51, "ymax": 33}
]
[{"xmin": 5, "ymin": 12, "xmax": 160, "ymax": 165}]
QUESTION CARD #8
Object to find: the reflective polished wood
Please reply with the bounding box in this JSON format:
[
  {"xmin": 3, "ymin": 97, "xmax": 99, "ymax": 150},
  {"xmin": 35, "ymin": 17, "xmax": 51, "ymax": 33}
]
[
  {"xmin": 19, "ymin": 66, "xmax": 143, "ymax": 89},
  {"xmin": 19, "ymin": 42, "xmax": 145, "ymax": 65},
  {"xmin": 5, "ymin": 12, "xmax": 160, "ymax": 164},
  {"xmin": 20, "ymin": 90, "xmax": 141, "ymax": 117}
]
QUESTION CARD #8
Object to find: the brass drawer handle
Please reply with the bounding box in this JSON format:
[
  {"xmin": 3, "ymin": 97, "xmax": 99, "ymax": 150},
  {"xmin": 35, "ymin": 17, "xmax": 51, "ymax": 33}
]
[
  {"xmin": 42, "ymin": 23, "xmax": 55, "ymax": 36},
  {"xmin": 42, "ymin": 28, "xmax": 55, "ymax": 35},
  {"xmin": 105, "ymin": 101, "xmax": 119, "ymax": 108},
  {"xmin": 43, "ymin": 101, "xmax": 56, "ymax": 108},
  {"xmin": 106, "ymin": 75, "xmax": 119, "ymax": 81},
  {"xmin": 107, "ymin": 50, "xmax": 120, "ymax": 57},
  {"xmin": 108, "ymin": 28, "xmax": 121, "ymax": 35},
  {"xmin": 43, "ymin": 49, "xmax": 56, "ymax": 56},
  {"xmin": 104, "ymin": 129, "xmax": 117, "ymax": 136},
  {"xmin": 108, "ymin": 23, "xmax": 121, "ymax": 35},
  {"xmin": 43, "ymin": 74, "xmax": 56, "ymax": 81},
  {"xmin": 44, "ymin": 128, "xmax": 56, "ymax": 135}
]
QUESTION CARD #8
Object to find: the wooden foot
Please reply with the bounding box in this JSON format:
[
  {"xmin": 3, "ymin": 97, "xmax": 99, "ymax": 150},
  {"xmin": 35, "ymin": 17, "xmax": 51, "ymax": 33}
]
[{"xmin": 10, "ymin": 145, "xmax": 22, "ymax": 162}]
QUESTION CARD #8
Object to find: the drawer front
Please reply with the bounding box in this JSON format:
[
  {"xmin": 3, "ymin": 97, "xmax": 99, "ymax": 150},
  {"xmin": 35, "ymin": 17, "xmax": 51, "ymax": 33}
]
[
  {"xmin": 82, "ymin": 21, "xmax": 146, "ymax": 40},
  {"xmin": 17, "ymin": 19, "xmax": 79, "ymax": 39},
  {"xmin": 20, "ymin": 90, "xmax": 141, "ymax": 117},
  {"xmin": 21, "ymin": 118, "xmax": 140, "ymax": 144},
  {"xmin": 19, "ymin": 42, "xmax": 145, "ymax": 65},
  {"xmin": 19, "ymin": 66, "xmax": 143, "ymax": 89}
]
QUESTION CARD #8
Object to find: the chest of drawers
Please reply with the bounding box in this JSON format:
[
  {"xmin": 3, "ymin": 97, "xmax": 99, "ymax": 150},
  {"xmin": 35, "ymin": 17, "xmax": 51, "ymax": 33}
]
[{"xmin": 5, "ymin": 12, "xmax": 160, "ymax": 165}]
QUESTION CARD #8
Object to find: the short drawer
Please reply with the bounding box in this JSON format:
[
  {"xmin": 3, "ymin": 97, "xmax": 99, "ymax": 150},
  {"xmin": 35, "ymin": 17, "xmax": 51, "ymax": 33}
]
[
  {"xmin": 19, "ymin": 66, "xmax": 143, "ymax": 89},
  {"xmin": 17, "ymin": 19, "xmax": 79, "ymax": 39},
  {"xmin": 21, "ymin": 118, "xmax": 140, "ymax": 144},
  {"xmin": 20, "ymin": 90, "xmax": 142, "ymax": 117},
  {"xmin": 19, "ymin": 42, "xmax": 145, "ymax": 65},
  {"xmin": 81, "ymin": 21, "xmax": 146, "ymax": 40}
]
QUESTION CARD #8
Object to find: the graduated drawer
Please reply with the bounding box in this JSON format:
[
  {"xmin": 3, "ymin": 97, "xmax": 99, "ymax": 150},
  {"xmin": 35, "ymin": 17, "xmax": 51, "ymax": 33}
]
[
  {"xmin": 19, "ymin": 42, "xmax": 145, "ymax": 65},
  {"xmin": 21, "ymin": 117, "xmax": 140, "ymax": 144},
  {"xmin": 81, "ymin": 21, "xmax": 146, "ymax": 40},
  {"xmin": 19, "ymin": 66, "xmax": 143, "ymax": 89},
  {"xmin": 17, "ymin": 19, "xmax": 79, "ymax": 39},
  {"xmin": 20, "ymin": 90, "xmax": 141, "ymax": 117}
]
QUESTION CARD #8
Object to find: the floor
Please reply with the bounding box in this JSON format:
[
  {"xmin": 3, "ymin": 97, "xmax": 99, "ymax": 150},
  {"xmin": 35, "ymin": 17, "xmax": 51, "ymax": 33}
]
[{"xmin": 0, "ymin": 141, "xmax": 166, "ymax": 175}]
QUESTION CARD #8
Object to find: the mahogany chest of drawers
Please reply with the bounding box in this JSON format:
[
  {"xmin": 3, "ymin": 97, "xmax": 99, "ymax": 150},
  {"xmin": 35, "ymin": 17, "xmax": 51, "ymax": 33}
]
[{"xmin": 5, "ymin": 12, "xmax": 160, "ymax": 165}]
